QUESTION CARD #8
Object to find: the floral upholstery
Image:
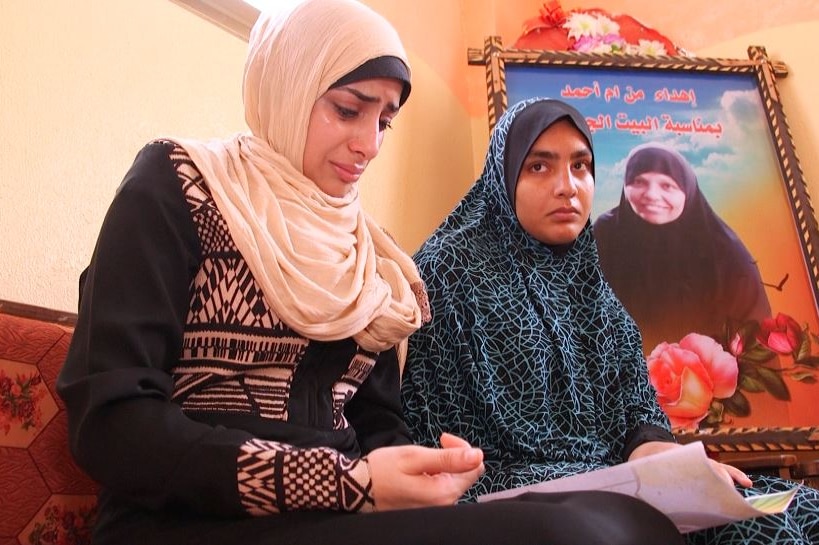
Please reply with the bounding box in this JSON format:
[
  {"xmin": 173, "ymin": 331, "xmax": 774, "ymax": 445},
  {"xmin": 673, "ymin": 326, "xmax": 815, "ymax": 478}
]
[{"xmin": 0, "ymin": 304, "xmax": 97, "ymax": 545}]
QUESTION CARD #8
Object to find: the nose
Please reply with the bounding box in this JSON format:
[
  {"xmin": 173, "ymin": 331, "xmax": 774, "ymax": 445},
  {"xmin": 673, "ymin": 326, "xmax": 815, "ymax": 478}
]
[
  {"xmin": 643, "ymin": 182, "xmax": 661, "ymax": 200},
  {"xmin": 349, "ymin": 119, "xmax": 381, "ymax": 161},
  {"xmin": 554, "ymin": 167, "xmax": 578, "ymax": 197}
]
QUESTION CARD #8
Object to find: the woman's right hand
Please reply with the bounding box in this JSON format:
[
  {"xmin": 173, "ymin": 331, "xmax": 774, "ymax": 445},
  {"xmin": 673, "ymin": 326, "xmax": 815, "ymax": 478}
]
[{"xmin": 366, "ymin": 433, "xmax": 484, "ymax": 511}]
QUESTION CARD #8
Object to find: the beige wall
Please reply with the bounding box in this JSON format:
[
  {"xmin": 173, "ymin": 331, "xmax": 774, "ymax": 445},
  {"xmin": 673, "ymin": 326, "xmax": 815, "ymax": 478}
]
[
  {"xmin": 1, "ymin": 0, "xmax": 248, "ymax": 311},
  {"xmin": 2, "ymin": 0, "xmax": 819, "ymax": 313}
]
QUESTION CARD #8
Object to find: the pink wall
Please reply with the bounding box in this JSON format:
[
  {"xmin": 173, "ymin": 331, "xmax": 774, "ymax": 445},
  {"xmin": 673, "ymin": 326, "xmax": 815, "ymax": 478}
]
[
  {"xmin": 489, "ymin": 0, "xmax": 819, "ymax": 55},
  {"xmin": 385, "ymin": 0, "xmax": 819, "ymax": 114}
]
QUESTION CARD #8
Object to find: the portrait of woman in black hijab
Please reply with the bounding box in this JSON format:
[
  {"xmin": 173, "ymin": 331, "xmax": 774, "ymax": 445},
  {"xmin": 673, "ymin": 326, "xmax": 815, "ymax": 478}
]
[{"xmin": 593, "ymin": 142, "xmax": 771, "ymax": 353}]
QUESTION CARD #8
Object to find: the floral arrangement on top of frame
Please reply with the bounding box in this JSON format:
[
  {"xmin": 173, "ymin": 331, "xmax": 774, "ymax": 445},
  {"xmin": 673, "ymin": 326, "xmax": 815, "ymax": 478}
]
[{"xmin": 515, "ymin": 1, "xmax": 689, "ymax": 56}]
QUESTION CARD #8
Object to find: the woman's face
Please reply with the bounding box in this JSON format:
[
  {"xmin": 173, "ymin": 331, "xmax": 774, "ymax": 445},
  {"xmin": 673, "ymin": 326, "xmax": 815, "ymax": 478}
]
[
  {"xmin": 624, "ymin": 171, "xmax": 686, "ymax": 225},
  {"xmin": 514, "ymin": 119, "xmax": 595, "ymax": 245},
  {"xmin": 303, "ymin": 78, "xmax": 403, "ymax": 197}
]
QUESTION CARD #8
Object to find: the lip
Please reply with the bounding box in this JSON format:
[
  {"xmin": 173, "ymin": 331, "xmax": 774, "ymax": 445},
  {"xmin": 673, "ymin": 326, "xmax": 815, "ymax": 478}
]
[
  {"xmin": 332, "ymin": 161, "xmax": 365, "ymax": 184},
  {"xmin": 549, "ymin": 206, "xmax": 579, "ymax": 218},
  {"xmin": 637, "ymin": 203, "xmax": 669, "ymax": 213}
]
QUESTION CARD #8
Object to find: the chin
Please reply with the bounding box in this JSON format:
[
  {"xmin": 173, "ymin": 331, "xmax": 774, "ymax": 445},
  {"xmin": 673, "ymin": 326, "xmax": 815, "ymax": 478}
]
[
  {"xmin": 319, "ymin": 183, "xmax": 354, "ymax": 198},
  {"xmin": 539, "ymin": 232, "xmax": 580, "ymax": 246},
  {"xmin": 638, "ymin": 211, "xmax": 669, "ymax": 225}
]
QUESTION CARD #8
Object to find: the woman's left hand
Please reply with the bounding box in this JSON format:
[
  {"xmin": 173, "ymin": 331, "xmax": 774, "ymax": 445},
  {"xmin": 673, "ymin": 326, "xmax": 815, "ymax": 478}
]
[
  {"xmin": 629, "ymin": 441, "xmax": 753, "ymax": 488},
  {"xmin": 706, "ymin": 458, "xmax": 753, "ymax": 487}
]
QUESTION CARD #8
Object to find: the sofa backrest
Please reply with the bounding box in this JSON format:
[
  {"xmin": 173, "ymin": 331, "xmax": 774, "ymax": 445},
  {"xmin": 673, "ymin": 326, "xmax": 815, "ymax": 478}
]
[{"xmin": 0, "ymin": 300, "xmax": 97, "ymax": 545}]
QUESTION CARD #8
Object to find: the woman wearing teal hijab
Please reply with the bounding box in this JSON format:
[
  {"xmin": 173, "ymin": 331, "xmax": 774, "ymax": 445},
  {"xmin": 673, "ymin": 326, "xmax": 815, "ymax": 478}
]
[{"xmin": 402, "ymin": 97, "xmax": 819, "ymax": 544}]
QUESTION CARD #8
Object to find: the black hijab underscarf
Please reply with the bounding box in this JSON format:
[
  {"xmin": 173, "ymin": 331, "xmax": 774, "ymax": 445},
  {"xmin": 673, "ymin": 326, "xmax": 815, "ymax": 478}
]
[
  {"xmin": 329, "ymin": 55, "xmax": 411, "ymax": 106},
  {"xmin": 503, "ymin": 100, "xmax": 594, "ymax": 209}
]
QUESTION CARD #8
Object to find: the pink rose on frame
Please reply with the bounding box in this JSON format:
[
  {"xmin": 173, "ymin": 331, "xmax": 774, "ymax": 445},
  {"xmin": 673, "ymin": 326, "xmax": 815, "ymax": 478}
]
[
  {"xmin": 646, "ymin": 333, "xmax": 739, "ymax": 430},
  {"xmin": 756, "ymin": 312, "xmax": 802, "ymax": 355}
]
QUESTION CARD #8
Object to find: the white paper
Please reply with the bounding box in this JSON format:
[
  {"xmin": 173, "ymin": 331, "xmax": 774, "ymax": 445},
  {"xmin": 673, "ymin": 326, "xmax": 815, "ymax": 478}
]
[{"xmin": 477, "ymin": 441, "xmax": 798, "ymax": 533}]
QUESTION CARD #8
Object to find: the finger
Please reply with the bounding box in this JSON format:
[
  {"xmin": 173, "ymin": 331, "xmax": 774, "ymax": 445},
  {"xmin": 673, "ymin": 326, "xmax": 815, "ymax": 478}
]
[
  {"xmin": 424, "ymin": 463, "xmax": 485, "ymax": 505},
  {"xmin": 717, "ymin": 466, "xmax": 735, "ymax": 487},
  {"xmin": 445, "ymin": 464, "xmax": 485, "ymax": 500},
  {"xmin": 462, "ymin": 462, "xmax": 486, "ymax": 483},
  {"xmin": 724, "ymin": 464, "xmax": 753, "ymax": 487},
  {"xmin": 440, "ymin": 432, "xmax": 471, "ymax": 449},
  {"xmin": 438, "ymin": 446, "xmax": 484, "ymax": 474},
  {"xmin": 405, "ymin": 445, "xmax": 484, "ymax": 475}
]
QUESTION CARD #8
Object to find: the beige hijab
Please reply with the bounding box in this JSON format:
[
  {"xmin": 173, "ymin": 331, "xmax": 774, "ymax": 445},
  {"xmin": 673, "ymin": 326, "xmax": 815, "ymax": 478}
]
[{"xmin": 171, "ymin": 0, "xmax": 428, "ymax": 354}]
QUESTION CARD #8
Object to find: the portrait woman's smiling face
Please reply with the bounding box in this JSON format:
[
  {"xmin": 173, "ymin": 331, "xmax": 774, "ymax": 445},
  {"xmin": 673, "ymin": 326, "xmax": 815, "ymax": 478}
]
[{"xmin": 624, "ymin": 171, "xmax": 686, "ymax": 225}]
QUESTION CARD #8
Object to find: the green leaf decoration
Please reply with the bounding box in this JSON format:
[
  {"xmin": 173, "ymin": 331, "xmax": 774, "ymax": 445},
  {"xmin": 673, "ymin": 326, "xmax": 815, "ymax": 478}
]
[
  {"xmin": 721, "ymin": 390, "xmax": 750, "ymax": 417},
  {"xmin": 789, "ymin": 371, "xmax": 817, "ymax": 384},
  {"xmin": 736, "ymin": 319, "xmax": 761, "ymax": 338},
  {"xmin": 739, "ymin": 361, "xmax": 762, "ymax": 378},
  {"xmin": 795, "ymin": 326, "xmax": 812, "ymax": 362},
  {"xmin": 756, "ymin": 366, "xmax": 791, "ymax": 400},
  {"xmin": 796, "ymin": 355, "xmax": 819, "ymax": 368},
  {"xmin": 704, "ymin": 410, "xmax": 723, "ymax": 426},
  {"xmin": 705, "ymin": 399, "xmax": 725, "ymax": 425},
  {"xmin": 738, "ymin": 343, "xmax": 775, "ymax": 364},
  {"xmin": 739, "ymin": 373, "xmax": 765, "ymax": 392}
]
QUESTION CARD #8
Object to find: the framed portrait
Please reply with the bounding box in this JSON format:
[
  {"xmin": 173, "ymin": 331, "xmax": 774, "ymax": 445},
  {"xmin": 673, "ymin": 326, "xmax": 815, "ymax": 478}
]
[{"xmin": 469, "ymin": 37, "xmax": 819, "ymax": 441}]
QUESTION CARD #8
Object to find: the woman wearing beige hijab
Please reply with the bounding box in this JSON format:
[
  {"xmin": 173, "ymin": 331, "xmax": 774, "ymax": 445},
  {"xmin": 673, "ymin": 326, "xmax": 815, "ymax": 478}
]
[{"xmin": 58, "ymin": 2, "xmax": 684, "ymax": 544}]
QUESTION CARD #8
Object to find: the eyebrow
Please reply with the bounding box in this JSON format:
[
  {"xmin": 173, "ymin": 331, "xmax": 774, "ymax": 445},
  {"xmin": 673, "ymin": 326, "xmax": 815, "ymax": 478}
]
[
  {"xmin": 339, "ymin": 87, "xmax": 400, "ymax": 113},
  {"xmin": 525, "ymin": 149, "xmax": 592, "ymax": 161}
]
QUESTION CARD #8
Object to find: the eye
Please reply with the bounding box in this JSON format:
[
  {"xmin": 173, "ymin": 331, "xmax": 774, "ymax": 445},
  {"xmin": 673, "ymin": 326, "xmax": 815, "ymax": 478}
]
[
  {"xmin": 529, "ymin": 162, "xmax": 546, "ymax": 173},
  {"xmin": 379, "ymin": 118, "xmax": 393, "ymax": 131},
  {"xmin": 334, "ymin": 104, "xmax": 358, "ymax": 120},
  {"xmin": 572, "ymin": 160, "xmax": 591, "ymax": 172}
]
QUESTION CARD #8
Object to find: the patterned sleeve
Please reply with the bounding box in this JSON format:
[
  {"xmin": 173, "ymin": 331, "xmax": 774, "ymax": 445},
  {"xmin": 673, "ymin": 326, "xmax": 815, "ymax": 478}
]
[{"xmin": 238, "ymin": 440, "xmax": 374, "ymax": 514}]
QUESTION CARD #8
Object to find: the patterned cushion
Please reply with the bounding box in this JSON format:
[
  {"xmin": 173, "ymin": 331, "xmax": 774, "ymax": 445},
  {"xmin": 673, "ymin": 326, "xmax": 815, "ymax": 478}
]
[{"xmin": 0, "ymin": 307, "xmax": 97, "ymax": 545}]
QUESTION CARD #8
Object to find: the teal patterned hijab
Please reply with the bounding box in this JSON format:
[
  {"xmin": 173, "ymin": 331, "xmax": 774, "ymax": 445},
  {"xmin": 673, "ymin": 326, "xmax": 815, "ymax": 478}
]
[{"xmin": 401, "ymin": 98, "xmax": 670, "ymax": 499}]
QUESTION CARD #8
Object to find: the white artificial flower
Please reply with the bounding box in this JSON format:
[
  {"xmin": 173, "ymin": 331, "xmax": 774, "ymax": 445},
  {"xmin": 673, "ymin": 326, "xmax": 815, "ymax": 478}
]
[
  {"xmin": 595, "ymin": 15, "xmax": 620, "ymax": 37},
  {"xmin": 634, "ymin": 39, "xmax": 668, "ymax": 56},
  {"xmin": 563, "ymin": 13, "xmax": 600, "ymax": 39}
]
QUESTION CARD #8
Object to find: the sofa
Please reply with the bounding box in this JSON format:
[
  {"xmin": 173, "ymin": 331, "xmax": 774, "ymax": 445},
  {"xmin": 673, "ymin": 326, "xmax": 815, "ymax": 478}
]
[
  {"xmin": 2, "ymin": 298, "xmax": 817, "ymax": 545},
  {"xmin": 0, "ymin": 300, "xmax": 97, "ymax": 545}
]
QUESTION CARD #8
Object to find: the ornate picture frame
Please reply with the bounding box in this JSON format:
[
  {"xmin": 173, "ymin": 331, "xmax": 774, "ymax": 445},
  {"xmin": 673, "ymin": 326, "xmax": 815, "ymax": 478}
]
[{"xmin": 469, "ymin": 38, "xmax": 819, "ymax": 439}]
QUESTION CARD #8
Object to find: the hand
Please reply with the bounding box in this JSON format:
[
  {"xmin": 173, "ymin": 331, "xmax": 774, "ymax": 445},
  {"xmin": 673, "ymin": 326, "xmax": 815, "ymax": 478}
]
[
  {"xmin": 629, "ymin": 441, "xmax": 753, "ymax": 488},
  {"xmin": 367, "ymin": 433, "xmax": 484, "ymax": 511},
  {"xmin": 707, "ymin": 459, "xmax": 753, "ymax": 488}
]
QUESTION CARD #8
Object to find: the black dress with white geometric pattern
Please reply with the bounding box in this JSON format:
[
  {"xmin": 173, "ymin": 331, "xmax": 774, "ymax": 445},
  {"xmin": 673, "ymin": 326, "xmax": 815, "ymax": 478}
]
[{"xmin": 58, "ymin": 141, "xmax": 405, "ymax": 539}]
